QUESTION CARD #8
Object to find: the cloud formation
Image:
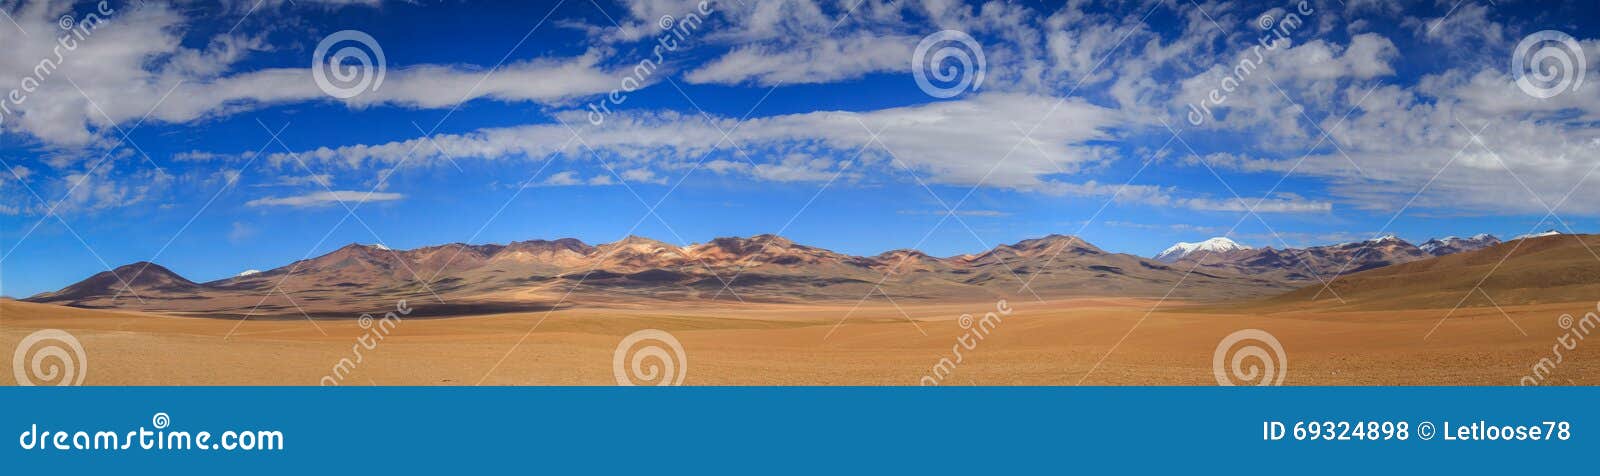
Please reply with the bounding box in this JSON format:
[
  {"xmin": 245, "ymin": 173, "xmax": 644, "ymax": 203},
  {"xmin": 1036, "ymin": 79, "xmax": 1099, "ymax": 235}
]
[{"xmin": 245, "ymin": 190, "xmax": 403, "ymax": 207}]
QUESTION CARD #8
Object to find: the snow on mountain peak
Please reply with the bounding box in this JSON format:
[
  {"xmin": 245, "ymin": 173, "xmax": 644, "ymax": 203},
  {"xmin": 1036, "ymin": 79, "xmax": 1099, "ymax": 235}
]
[
  {"xmin": 1153, "ymin": 237, "xmax": 1251, "ymax": 262},
  {"xmin": 1512, "ymin": 230, "xmax": 1561, "ymax": 241},
  {"xmin": 1419, "ymin": 234, "xmax": 1501, "ymax": 254}
]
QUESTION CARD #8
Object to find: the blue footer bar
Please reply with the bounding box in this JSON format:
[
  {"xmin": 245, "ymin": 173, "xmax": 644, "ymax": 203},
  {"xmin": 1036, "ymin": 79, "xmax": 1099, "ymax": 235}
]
[{"xmin": 2, "ymin": 387, "xmax": 1589, "ymax": 473}]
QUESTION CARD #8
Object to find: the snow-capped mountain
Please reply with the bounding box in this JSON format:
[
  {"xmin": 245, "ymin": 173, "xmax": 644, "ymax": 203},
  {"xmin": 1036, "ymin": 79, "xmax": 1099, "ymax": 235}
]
[
  {"xmin": 30, "ymin": 234, "xmax": 1296, "ymax": 314},
  {"xmin": 1332, "ymin": 235, "xmax": 1401, "ymax": 247},
  {"xmin": 1158, "ymin": 233, "xmax": 1492, "ymax": 283},
  {"xmin": 1153, "ymin": 237, "xmax": 1252, "ymax": 263},
  {"xmin": 1511, "ymin": 230, "xmax": 1561, "ymax": 241},
  {"xmin": 1418, "ymin": 234, "xmax": 1500, "ymax": 256}
]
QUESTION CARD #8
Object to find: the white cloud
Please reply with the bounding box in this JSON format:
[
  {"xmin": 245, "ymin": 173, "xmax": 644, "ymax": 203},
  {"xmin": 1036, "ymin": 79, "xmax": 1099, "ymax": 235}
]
[
  {"xmin": 0, "ymin": 2, "xmax": 617, "ymax": 147},
  {"xmin": 245, "ymin": 190, "xmax": 403, "ymax": 207},
  {"xmin": 1046, "ymin": 180, "xmax": 1331, "ymax": 214},
  {"xmin": 537, "ymin": 170, "xmax": 615, "ymax": 187},
  {"xmin": 246, "ymin": 93, "xmax": 1123, "ymax": 190},
  {"xmin": 1405, "ymin": 2, "xmax": 1506, "ymax": 50},
  {"xmin": 541, "ymin": 171, "xmax": 583, "ymax": 186},
  {"xmin": 685, "ymin": 33, "xmax": 918, "ymax": 86},
  {"xmin": 7, "ymin": 0, "xmax": 1599, "ymax": 224},
  {"xmin": 1201, "ymin": 77, "xmax": 1600, "ymax": 215},
  {"xmin": 191, "ymin": 90, "xmax": 1348, "ymax": 214},
  {"xmin": 212, "ymin": 0, "xmax": 387, "ymax": 12}
]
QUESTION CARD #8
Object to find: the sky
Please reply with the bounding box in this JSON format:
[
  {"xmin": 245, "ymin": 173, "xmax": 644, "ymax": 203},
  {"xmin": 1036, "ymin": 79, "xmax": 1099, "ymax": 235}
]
[{"xmin": 2, "ymin": 0, "xmax": 1600, "ymax": 297}]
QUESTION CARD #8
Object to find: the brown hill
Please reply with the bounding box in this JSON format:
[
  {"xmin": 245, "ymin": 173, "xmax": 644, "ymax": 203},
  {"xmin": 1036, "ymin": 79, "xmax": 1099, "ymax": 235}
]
[
  {"xmin": 29, "ymin": 262, "xmax": 200, "ymax": 306},
  {"xmin": 27, "ymin": 234, "xmax": 1293, "ymax": 317},
  {"xmin": 1256, "ymin": 233, "xmax": 1600, "ymax": 310},
  {"xmin": 1173, "ymin": 236, "xmax": 1431, "ymax": 283}
]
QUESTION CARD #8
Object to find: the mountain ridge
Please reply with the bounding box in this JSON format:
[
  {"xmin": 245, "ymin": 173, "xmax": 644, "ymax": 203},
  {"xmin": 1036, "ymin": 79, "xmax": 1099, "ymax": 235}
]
[
  {"xmin": 1159, "ymin": 233, "xmax": 1503, "ymax": 283},
  {"xmin": 28, "ymin": 234, "xmax": 1288, "ymax": 316}
]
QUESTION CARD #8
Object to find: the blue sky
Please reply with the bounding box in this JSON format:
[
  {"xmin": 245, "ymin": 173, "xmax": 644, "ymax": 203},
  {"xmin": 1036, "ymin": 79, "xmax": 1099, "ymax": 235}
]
[{"xmin": 3, "ymin": 0, "xmax": 1600, "ymax": 297}]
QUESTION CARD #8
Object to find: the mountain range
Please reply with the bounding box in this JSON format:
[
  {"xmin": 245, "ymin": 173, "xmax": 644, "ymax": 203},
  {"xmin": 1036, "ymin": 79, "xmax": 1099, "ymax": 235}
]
[
  {"xmin": 26, "ymin": 234, "xmax": 1284, "ymax": 317},
  {"xmin": 1260, "ymin": 232, "xmax": 1598, "ymax": 310},
  {"xmin": 24, "ymin": 231, "xmax": 1563, "ymax": 318},
  {"xmin": 1156, "ymin": 234, "xmax": 1505, "ymax": 283}
]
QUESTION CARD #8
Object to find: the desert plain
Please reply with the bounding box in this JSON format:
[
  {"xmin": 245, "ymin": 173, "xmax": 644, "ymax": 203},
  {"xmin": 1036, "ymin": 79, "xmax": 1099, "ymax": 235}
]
[{"xmin": 4, "ymin": 295, "xmax": 1592, "ymax": 386}]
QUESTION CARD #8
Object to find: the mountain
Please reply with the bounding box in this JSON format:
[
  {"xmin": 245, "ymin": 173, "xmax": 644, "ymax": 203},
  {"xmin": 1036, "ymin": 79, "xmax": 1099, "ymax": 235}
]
[
  {"xmin": 29, "ymin": 234, "xmax": 1292, "ymax": 317},
  {"xmin": 1152, "ymin": 237, "xmax": 1251, "ymax": 263},
  {"xmin": 1260, "ymin": 232, "xmax": 1600, "ymax": 310},
  {"xmin": 1512, "ymin": 229, "xmax": 1561, "ymax": 241},
  {"xmin": 1167, "ymin": 235, "xmax": 1432, "ymax": 283},
  {"xmin": 28, "ymin": 262, "xmax": 200, "ymax": 305},
  {"xmin": 1418, "ymin": 234, "xmax": 1500, "ymax": 256}
]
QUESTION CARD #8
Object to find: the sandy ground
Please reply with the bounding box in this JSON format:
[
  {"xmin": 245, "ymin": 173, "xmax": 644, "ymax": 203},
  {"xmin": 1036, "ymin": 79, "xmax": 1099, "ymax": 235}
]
[{"xmin": 1, "ymin": 297, "xmax": 1594, "ymax": 385}]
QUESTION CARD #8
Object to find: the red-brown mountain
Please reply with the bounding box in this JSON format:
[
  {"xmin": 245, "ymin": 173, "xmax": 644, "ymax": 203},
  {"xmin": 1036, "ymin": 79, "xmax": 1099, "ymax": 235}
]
[
  {"xmin": 28, "ymin": 234, "xmax": 1291, "ymax": 317},
  {"xmin": 28, "ymin": 262, "xmax": 200, "ymax": 304},
  {"xmin": 1259, "ymin": 233, "xmax": 1600, "ymax": 310},
  {"xmin": 1165, "ymin": 235, "xmax": 1485, "ymax": 284}
]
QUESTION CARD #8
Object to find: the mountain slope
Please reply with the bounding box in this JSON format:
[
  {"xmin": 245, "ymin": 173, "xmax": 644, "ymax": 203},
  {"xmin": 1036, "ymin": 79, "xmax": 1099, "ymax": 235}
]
[
  {"xmin": 28, "ymin": 234, "xmax": 1292, "ymax": 316},
  {"xmin": 1170, "ymin": 235, "xmax": 1434, "ymax": 283},
  {"xmin": 28, "ymin": 262, "xmax": 201, "ymax": 306},
  {"xmin": 1418, "ymin": 234, "xmax": 1500, "ymax": 256},
  {"xmin": 1259, "ymin": 233, "xmax": 1600, "ymax": 310},
  {"xmin": 1153, "ymin": 237, "xmax": 1251, "ymax": 263}
]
